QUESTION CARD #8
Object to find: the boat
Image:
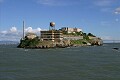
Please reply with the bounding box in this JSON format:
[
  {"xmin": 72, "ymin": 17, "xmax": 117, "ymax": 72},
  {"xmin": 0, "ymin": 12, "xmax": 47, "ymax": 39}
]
[{"xmin": 112, "ymin": 47, "xmax": 119, "ymax": 50}]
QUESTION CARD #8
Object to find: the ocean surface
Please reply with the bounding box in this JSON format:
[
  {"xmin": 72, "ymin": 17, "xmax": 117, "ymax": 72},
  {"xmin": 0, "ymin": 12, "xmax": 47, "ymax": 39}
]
[{"xmin": 0, "ymin": 43, "xmax": 120, "ymax": 80}]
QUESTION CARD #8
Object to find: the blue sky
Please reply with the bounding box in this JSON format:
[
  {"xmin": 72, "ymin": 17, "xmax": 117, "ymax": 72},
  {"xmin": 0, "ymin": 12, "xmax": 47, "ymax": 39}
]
[{"xmin": 0, "ymin": 0, "xmax": 120, "ymax": 41}]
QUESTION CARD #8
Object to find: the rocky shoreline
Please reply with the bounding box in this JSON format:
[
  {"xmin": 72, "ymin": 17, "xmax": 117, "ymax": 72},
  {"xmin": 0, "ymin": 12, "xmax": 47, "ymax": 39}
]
[{"xmin": 17, "ymin": 38, "xmax": 103, "ymax": 49}]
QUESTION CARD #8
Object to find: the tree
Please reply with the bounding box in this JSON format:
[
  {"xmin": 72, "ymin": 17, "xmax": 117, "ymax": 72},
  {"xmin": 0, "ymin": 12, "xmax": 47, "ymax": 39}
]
[
  {"xmin": 88, "ymin": 33, "xmax": 96, "ymax": 37},
  {"xmin": 83, "ymin": 33, "xmax": 89, "ymax": 40}
]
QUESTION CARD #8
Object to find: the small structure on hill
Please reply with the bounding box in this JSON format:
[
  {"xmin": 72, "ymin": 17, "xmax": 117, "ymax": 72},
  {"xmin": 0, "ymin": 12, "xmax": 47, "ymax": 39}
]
[{"xmin": 25, "ymin": 32, "xmax": 37, "ymax": 39}]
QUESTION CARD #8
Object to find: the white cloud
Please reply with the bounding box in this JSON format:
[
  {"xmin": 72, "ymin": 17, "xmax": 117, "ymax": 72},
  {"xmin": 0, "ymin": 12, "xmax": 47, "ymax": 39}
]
[
  {"xmin": 100, "ymin": 21, "xmax": 111, "ymax": 26},
  {"xmin": 10, "ymin": 27, "xmax": 17, "ymax": 33},
  {"xmin": 25, "ymin": 27, "xmax": 33, "ymax": 33},
  {"xmin": 0, "ymin": 27, "xmax": 21, "ymax": 41},
  {"xmin": 37, "ymin": 0, "xmax": 55, "ymax": 5},
  {"xmin": 101, "ymin": 36, "xmax": 113, "ymax": 43},
  {"xmin": 37, "ymin": 0, "xmax": 76, "ymax": 6},
  {"xmin": 100, "ymin": 8, "xmax": 112, "ymax": 12},
  {"xmin": 101, "ymin": 36, "xmax": 120, "ymax": 43},
  {"xmin": 115, "ymin": 19, "xmax": 119, "ymax": 22},
  {"xmin": 101, "ymin": 36, "xmax": 112, "ymax": 40},
  {"xmin": 93, "ymin": 0, "xmax": 117, "ymax": 13},
  {"xmin": 1, "ymin": 31, "xmax": 7, "ymax": 34},
  {"xmin": 114, "ymin": 7, "xmax": 120, "ymax": 14},
  {"xmin": 36, "ymin": 28, "xmax": 42, "ymax": 31},
  {"xmin": 94, "ymin": 0, "xmax": 114, "ymax": 7},
  {"xmin": 25, "ymin": 27, "xmax": 41, "ymax": 33},
  {"xmin": 0, "ymin": 27, "xmax": 42, "ymax": 41}
]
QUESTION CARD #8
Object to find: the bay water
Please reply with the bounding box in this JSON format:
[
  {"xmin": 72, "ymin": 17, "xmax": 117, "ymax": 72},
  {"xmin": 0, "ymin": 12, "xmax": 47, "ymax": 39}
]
[{"xmin": 0, "ymin": 43, "xmax": 120, "ymax": 80}]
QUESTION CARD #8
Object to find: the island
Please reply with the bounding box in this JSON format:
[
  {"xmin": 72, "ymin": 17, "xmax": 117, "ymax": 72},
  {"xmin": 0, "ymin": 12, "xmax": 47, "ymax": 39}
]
[{"xmin": 17, "ymin": 22, "xmax": 103, "ymax": 49}]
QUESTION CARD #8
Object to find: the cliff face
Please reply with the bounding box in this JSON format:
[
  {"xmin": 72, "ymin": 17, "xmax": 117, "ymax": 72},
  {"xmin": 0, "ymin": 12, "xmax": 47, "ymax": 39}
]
[
  {"xmin": 17, "ymin": 38, "xmax": 71, "ymax": 49},
  {"xmin": 89, "ymin": 38, "xmax": 103, "ymax": 46}
]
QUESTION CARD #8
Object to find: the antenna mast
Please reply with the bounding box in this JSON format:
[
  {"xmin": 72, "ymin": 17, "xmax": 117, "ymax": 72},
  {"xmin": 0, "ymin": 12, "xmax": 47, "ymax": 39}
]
[{"xmin": 23, "ymin": 21, "xmax": 25, "ymax": 39}]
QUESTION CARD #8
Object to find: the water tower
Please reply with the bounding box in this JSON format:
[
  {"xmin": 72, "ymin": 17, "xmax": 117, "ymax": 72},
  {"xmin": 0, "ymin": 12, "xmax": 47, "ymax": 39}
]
[{"xmin": 49, "ymin": 22, "xmax": 55, "ymax": 30}]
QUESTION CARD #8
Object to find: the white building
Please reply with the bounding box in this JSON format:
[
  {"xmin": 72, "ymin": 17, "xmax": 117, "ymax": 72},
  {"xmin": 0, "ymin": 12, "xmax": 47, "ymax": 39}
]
[
  {"xmin": 26, "ymin": 33, "xmax": 37, "ymax": 39},
  {"xmin": 61, "ymin": 27, "xmax": 82, "ymax": 33}
]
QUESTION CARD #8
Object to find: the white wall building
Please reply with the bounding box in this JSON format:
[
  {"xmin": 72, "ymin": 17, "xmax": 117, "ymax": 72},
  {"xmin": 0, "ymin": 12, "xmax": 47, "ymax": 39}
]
[{"xmin": 61, "ymin": 27, "xmax": 82, "ymax": 33}]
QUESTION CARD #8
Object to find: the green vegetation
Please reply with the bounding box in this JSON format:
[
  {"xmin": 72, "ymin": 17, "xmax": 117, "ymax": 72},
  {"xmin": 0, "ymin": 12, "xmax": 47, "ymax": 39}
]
[
  {"xmin": 18, "ymin": 37, "xmax": 39, "ymax": 48},
  {"xmin": 63, "ymin": 31, "xmax": 98, "ymax": 45},
  {"xmin": 62, "ymin": 31, "xmax": 95, "ymax": 40},
  {"xmin": 83, "ymin": 33, "xmax": 89, "ymax": 40},
  {"xmin": 70, "ymin": 39, "xmax": 88, "ymax": 45},
  {"xmin": 88, "ymin": 33, "xmax": 96, "ymax": 37}
]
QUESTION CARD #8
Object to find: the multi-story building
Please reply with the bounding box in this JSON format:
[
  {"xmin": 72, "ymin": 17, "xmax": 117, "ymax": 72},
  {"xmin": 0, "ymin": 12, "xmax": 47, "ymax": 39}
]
[
  {"xmin": 41, "ymin": 30, "xmax": 63, "ymax": 42},
  {"xmin": 61, "ymin": 27, "xmax": 82, "ymax": 33}
]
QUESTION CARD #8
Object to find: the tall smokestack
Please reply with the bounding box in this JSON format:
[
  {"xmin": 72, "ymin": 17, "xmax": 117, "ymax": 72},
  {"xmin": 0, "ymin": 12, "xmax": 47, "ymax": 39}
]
[{"xmin": 23, "ymin": 21, "xmax": 25, "ymax": 39}]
